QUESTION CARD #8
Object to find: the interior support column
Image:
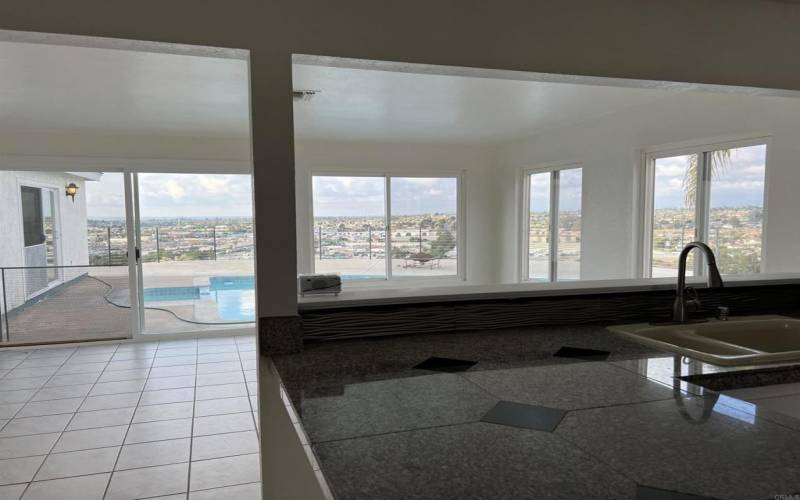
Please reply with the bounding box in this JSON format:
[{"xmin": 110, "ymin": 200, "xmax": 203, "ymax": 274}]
[{"xmin": 249, "ymin": 53, "xmax": 302, "ymax": 354}]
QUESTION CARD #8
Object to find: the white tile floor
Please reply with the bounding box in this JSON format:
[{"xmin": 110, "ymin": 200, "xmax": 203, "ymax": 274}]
[{"xmin": 0, "ymin": 336, "xmax": 261, "ymax": 500}]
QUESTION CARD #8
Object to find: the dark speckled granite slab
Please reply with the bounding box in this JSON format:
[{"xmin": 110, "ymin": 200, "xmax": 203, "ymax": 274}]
[
  {"xmin": 299, "ymin": 373, "xmax": 498, "ymax": 443},
  {"xmin": 314, "ymin": 422, "xmax": 636, "ymax": 499},
  {"xmin": 272, "ymin": 326, "xmax": 663, "ymax": 397},
  {"xmin": 464, "ymin": 361, "xmax": 675, "ymax": 410},
  {"xmin": 272, "ymin": 326, "xmax": 800, "ymax": 499},
  {"xmin": 556, "ymin": 398, "xmax": 800, "ymax": 499}
]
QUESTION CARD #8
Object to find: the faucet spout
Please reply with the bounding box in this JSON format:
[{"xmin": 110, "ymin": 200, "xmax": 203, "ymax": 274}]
[{"xmin": 673, "ymin": 242, "xmax": 724, "ymax": 323}]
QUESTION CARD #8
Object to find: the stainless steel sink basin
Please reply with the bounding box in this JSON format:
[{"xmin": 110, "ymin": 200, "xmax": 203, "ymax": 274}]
[{"xmin": 608, "ymin": 315, "xmax": 800, "ymax": 366}]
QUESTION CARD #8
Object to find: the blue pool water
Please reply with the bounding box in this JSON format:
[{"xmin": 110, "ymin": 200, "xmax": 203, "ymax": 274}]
[
  {"xmin": 143, "ymin": 274, "xmax": 382, "ymax": 322},
  {"xmin": 143, "ymin": 276, "xmax": 256, "ymax": 322}
]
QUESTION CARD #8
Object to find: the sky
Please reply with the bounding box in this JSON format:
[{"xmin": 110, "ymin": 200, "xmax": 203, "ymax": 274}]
[
  {"xmin": 654, "ymin": 144, "xmax": 766, "ymax": 209},
  {"xmin": 530, "ymin": 167, "xmax": 582, "ymax": 213},
  {"xmin": 312, "ymin": 176, "xmax": 458, "ymax": 217},
  {"xmin": 85, "ymin": 173, "xmax": 254, "ymax": 218},
  {"xmin": 82, "ymin": 145, "xmax": 764, "ymax": 219}
]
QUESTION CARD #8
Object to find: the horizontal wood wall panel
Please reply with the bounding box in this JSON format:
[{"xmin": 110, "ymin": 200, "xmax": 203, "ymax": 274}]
[{"xmin": 301, "ymin": 285, "xmax": 800, "ymax": 341}]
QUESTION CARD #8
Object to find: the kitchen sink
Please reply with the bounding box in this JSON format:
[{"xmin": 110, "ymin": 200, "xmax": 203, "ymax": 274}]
[{"xmin": 608, "ymin": 315, "xmax": 800, "ymax": 366}]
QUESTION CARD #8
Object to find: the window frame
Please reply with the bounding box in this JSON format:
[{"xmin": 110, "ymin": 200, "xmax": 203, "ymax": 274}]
[
  {"xmin": 308, "ymin": 169, "xmax": 466, "ymax": 283},
  {"xmin": 519, "ymin": 162, "xmax": 583, "ymax": 283},
  {"xmin": 639, "ymin": 136, "xmax": 770, "ymax": 278}
]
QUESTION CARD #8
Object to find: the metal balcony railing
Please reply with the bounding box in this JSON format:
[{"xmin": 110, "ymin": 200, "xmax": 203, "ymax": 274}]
[
  {"xmin": 0, "ymin": 264, "xmax": 129, "ymax": 344},
  {"xmin": 88, "ymin": 225, "xmax": 255, "ymax": 266}
]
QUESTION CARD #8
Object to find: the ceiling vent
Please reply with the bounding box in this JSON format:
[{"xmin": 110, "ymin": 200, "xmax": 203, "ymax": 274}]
[{"xmin": 293, "ymin": 90, "xmax": 318, "ymax": 102}]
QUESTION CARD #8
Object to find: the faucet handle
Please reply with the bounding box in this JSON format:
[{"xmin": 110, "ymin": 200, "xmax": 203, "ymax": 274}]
[{"xmin": 685, "ymin": 287, "xmax": 702, "ymax": 312}]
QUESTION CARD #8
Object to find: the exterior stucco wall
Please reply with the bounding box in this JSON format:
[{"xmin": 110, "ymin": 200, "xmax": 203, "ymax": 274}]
[{"xmin": 0, "ymin": 171, "xmax": 90, "ymax": 311}]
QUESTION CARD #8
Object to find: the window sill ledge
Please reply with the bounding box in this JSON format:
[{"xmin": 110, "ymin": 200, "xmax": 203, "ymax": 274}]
[{"xmin": 297, "ymin": 273, "xmax": 800, "ymax": 311}]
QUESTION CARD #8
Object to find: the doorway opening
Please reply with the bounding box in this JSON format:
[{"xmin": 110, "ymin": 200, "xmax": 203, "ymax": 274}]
[{"xmin": 0, "ymin": 33, "xmax": 254, "ymax": 345}]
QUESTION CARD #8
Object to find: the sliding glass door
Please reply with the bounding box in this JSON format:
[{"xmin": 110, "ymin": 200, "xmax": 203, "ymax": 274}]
[
  {"xmin": 0, "ymin": 169, "xmax": 255, "ymax": 345},
  {"xmin": 130, "ymin": 173, "xmax": 256, "ymax": 335}
]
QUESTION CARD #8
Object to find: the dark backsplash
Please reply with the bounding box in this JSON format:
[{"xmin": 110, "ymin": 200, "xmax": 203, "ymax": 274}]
[{"xmin": 300, "ymin": 284, "xmax": 800, "ymax": 341}]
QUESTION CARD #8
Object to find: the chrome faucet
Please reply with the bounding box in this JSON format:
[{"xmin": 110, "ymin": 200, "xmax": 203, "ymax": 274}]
[{"xmin": 673, "ymin": 242, "xmax": 724, "ymax": 323}]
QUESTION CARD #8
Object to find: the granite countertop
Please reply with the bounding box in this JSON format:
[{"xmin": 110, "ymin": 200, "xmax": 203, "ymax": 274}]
[{"xmin": 272, "ymin": 326, "xmax": 800, "ymax": 500}]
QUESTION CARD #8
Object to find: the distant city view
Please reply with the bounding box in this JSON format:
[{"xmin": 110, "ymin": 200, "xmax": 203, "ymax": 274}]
[
  {"xmin": 651, "ymin": 206, "xmax": 763, "ymax": 277},
  {"xmin": 311, "ymin": 175, "xmax": 459, "ymax": 278},
  {"xmin": 84, "ymin": 207, "xmax": 760, "ymax": 278},
  {"xmin": 528, "ymin": 209, "xmax": 581, "ymax": 281},
  {"xmin": 649, "ymin": 145, "xmax": 766, "ymax": 277},
  {"xmin": 313, "ymin": 213, "xmax": 458, "ymax": 277},
  {"xmin": 81, "ymin": 158, "xmax": 762, "ymax": 281},
  {"xmin": 88, "ymin": 217, "xmax": 254, "ymax": 266}
]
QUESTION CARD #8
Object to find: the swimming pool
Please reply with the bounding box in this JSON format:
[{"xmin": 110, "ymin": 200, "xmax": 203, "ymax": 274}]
[
  {"xmin": 143, "ymin": 275, "xmax": 382, "ymax": 323},
  {"xmin": 143, "ymin": 276, "xmax": 256, "ymax": 322}
]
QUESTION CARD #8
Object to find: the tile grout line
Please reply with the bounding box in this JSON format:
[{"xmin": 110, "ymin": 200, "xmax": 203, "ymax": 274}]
[
  {"xmin": 1, "ymin": 425, "xmax": 257, "ymax": 460},
  {"xmin": 1, "ymin": 337, "xmax": 260, "ymax": 498},
  {"xmin": 186, "ymin": 340, "xmax": 200, "ymax": 496},
  {"xmin": 138, "ymin": 480, "xmax": 260, "ymax": 499},
  {"xmin": 101, "ymin": 341, "xmax": 158, "ymax": 500},
  {"xmin": 0, "ymin": 349, "xmax": 68, "ymax": 434},
  {"xmin": 236, "ymin": 337, "xmax": 259, "ymax": 438},
  {"xmin": 4, "ymin": 451, "xmax": 264, "ymax": 489},
  {"xmin": 0, "ymin": 400, "xmax": 254, "ymax": 440},
  {"xmin": 0, "ymin": 349, "xmax": 85, "ymax": 432},
  {"xmin": 310, "ymin": 420, "xmax": 490, "ymax": 446},
  {"xmin": 549, "ymin": 428, "xmax": 644, "ymax": 488},
  {"xmin": 453, "ymin": 370, "xmax": 505, "ymax": 401},
  {"xmin": 3, "ymin": 378, "xmax": 254, "ymax": 406},
  {"xmin": 18, "ymin": 343, "xmax": 121, "ymax": 499}
]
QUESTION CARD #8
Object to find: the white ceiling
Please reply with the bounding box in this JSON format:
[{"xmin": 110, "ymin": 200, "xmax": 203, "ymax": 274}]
[
  {"xmin": 292, "ymin": 64, "xmax": 679, "ymax": 144},
  {"xmin": 0, "ymin": 40, "xmax": 684, "ymax": 144},
  {"xmin": 0, "ymin": 41, "xmax": 250, "ymax": 138}
]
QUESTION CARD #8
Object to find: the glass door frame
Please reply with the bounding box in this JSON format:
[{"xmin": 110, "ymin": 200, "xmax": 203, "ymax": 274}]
[
  {"xmin": 122, "ymin": 171, "xmax": 257, "ymax": 338},
  {"xmin": 123, "ymin": 171, "xmax": 144, "ymax": 337}
]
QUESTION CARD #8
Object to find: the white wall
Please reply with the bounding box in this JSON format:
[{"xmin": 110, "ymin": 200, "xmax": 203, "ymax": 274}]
[
  {"xmin": 294, "ymin": 140, "xmax": 502, "ymax": 285},
  {"xmin": 0, "ymin": 171, "xmax": 89, "ymax": 309},
  {"xmin": 497, "ymin": 91, "xmax": 800, "ymax": 282},
  {"xmin": 0, "ymin": 131, "xmax": 250, "ymax": 174}
]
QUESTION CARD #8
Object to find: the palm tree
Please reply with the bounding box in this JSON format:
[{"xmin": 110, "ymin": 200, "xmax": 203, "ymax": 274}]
[{"xmin": 682, "ymin": 149, "xmax": 732, "ymax": 208}]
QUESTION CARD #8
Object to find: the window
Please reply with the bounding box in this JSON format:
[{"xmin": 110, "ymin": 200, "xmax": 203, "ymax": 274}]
[
  {"xmin": 313, "ymin": 176, "xmax": 387, "ymax": 279},
  {"xmin": 312, "ymin": 175, "xmax": 461, "ymax": 281},
  {"xmin": 522, "ymin": 165, "xmax": 583, "ymax": 282},
  {"xmin": 21, "ymin": 186, "xmax": 45, "ymax": 247},
  {"xmin": 643, "ymin": 142, "xmax": 766, "ymax": 277}
]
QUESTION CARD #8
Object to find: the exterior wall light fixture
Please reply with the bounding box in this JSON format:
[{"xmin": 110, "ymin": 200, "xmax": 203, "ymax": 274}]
[{"xmin": 65, "ymin": 182, "xmax": 79, "ymax": 202}]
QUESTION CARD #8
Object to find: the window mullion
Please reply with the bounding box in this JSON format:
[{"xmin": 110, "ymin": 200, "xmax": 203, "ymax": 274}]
[
  {"xmin": 549, "ymin": 170, "xmax": 560, "ymax": 282},
  {"xmin": 522, "ymin": 173, "xmax": 531, "ymax": 281},
  {"xmin": 642, "ymin": 156, "xmax": 656, "ymax": 278},
  {"xmin": 385, "ymin": 176, "xmax": 392, "ymax": 280},
  {"xmin": 694, "ymin": 152, "xmax": 711, "ymax": 275}
]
